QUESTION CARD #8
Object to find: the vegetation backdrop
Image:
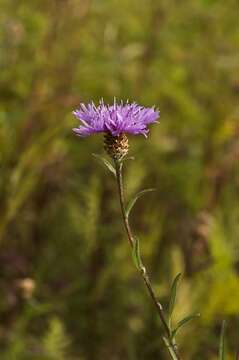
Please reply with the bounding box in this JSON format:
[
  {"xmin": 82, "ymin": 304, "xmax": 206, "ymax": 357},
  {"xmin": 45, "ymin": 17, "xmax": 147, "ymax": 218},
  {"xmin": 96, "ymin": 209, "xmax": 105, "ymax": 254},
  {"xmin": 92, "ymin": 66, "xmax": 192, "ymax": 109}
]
[{"xmin": 0, "ymin": 0, "xmax": 239, "ymax": 359}]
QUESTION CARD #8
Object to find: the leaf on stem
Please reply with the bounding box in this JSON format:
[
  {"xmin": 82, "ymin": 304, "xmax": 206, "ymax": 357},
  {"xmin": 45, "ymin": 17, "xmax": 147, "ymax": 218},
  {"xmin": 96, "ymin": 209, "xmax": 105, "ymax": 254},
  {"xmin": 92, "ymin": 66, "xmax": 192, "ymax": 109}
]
[
  {"xmin": 219, "ymin": 320, "xmax": 226, "ymax": 360},
  {"xmin": 92, "ymin": 153, "xmax": 116, "ymax": 177},
  {"xmin": 132, "ymin": 237, "xmax": 144, "ymax": 271},
  {"xmin": 168, "ymin": 273, "xmax": 181, "ymax": 322},
  {"xmin": 171, "ymin": 313, "xmax": 200, "ymax": 339},
  {"xmin": 122, "ymin": 156, "xmax": 135, "ymax": 162},
  {"xmin": 126, "ymin": 188, "xmax": 156, "ymax": 218}
]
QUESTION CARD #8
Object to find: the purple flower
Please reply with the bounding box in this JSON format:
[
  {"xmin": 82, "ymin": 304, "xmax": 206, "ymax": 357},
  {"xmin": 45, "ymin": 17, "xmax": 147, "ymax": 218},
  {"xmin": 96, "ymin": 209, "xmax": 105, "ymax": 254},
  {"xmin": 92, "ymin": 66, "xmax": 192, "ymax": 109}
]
[{"xmin": 73, "ymin": 100, "xmax": 159, "ymax": 137}]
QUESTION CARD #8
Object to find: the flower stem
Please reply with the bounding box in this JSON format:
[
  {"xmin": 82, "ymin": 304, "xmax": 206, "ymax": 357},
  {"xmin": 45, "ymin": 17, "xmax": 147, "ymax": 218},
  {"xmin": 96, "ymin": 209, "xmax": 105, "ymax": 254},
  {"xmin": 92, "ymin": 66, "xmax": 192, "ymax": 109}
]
[{"xmin": 114, "ymin": 160, "xmax": 181, "ymax": 360}]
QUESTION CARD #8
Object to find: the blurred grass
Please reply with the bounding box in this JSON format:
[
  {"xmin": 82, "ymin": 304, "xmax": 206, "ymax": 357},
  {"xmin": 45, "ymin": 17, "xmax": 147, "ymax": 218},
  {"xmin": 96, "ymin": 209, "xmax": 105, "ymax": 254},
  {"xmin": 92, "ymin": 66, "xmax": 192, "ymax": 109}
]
[{"xmin": 0, "ymin": 0, "xmax": 239, "ymax": 358}]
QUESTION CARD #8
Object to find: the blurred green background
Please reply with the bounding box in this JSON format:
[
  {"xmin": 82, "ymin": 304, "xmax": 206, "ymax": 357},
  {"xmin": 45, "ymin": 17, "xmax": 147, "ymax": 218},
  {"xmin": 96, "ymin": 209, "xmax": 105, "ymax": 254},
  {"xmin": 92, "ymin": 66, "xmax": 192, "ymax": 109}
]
[{"xmin": 0, "ymin": 0, "xmax": 239, "ymax": 359}]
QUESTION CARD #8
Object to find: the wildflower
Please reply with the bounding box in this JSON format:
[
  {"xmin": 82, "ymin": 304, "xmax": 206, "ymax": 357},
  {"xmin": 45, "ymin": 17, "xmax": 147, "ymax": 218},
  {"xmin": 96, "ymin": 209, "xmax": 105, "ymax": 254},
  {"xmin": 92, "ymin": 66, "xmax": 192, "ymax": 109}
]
[{"xmin": 73, "ymin": 100, "xmax": 159, "ymax": 160}]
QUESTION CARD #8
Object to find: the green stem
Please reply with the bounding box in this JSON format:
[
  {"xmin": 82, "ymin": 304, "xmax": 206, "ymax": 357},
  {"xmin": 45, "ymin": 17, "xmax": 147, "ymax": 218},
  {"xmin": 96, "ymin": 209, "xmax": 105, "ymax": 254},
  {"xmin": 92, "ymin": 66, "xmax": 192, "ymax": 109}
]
[{"xmin": 114, "ymin": 160, "xmax": 181, "ymax": 360}]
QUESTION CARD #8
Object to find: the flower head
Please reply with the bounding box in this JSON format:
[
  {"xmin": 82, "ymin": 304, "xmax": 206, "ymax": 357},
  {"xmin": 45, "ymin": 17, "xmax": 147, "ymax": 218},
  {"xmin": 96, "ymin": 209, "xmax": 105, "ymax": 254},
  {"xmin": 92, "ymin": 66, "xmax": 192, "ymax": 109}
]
[{"xmin": 73, "ymin": 100, "xmax": 159, "ymax": 138}]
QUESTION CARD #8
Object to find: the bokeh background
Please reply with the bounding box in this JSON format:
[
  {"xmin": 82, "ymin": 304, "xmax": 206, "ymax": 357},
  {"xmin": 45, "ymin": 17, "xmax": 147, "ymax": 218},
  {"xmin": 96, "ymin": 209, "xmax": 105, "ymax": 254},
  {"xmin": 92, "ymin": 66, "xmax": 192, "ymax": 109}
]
[{"xmin": 0, "ymin": 0, "xmax": 239, "ymax": 359}]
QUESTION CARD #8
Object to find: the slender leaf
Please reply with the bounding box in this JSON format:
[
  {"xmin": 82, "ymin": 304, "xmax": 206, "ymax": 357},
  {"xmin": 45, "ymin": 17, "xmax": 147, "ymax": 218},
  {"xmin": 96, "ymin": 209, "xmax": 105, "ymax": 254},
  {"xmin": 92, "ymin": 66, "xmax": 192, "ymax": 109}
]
[
  {"xmin": 171, "ymin": 313, "xmax": 200, "ymax": 339},
  {"xmin": 122, "ymin": 156, "xmax": 135, "ymax": 162},
  {"xmin": 92, "ymin": 153, "xmax": 116, "ymax": 177},
  {"xmin": 132, "ymin": 237, "xmax": 144, "ymax": 271},
  {"xmin": 219, "ymin": 320, "xmax": 226, "ymax": 360},
  {"xmin": 126, "ymin": 188, "xmax": 156, "ymax": 218},
  {"xmin": 168, "ymin": 273, "xmax": 181, "ymax": 321}
]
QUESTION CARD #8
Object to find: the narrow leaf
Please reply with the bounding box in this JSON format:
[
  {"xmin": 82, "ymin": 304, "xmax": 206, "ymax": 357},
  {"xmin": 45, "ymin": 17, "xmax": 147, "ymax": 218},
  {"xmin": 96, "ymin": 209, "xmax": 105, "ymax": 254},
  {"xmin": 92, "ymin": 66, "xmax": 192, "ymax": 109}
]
[
  {"xmin": 171, "ymin": 313, "xmax": 200, "ymax": 339},
  {"xmin": 126, "ymin": 188, "xmax": 156, "ymax": 218},
  {"xmin": 168, "ymin": 273, "xmax": 181, "ymax": 321},
  {"xmin": 92, "ymin": 153, "xmax": 116, "ymax": 177},
  {"xmin": 219, "ymin": 320, "xmax": 226, "ymax": 360},
  {"xmin": 122, "ymin": 156, "xmax": 135, "ymax": 162},
  {"xmin": 132, "ymin": 237, "xmax": 143, "ymax": 271}
]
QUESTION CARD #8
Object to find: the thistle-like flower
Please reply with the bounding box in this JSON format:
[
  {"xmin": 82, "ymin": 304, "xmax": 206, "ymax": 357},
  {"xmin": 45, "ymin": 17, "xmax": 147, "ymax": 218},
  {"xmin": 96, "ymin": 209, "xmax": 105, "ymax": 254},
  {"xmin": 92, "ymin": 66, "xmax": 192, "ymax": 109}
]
[
  {"xmin": 73, "ymin": 100, "xmax": 159, "ymax": 160},
  {"xmin": 71, "ymin": 100, "xmax": 185, "ymax": 359}
]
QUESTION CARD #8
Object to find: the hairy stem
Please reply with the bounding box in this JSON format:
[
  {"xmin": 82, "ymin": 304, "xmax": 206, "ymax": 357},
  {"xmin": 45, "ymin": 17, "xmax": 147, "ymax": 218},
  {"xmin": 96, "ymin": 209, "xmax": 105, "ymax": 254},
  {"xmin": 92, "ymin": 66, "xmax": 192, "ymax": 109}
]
[{"xmin": 115, "ymin": 160, "xmax": 181, "ymax": 360}]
